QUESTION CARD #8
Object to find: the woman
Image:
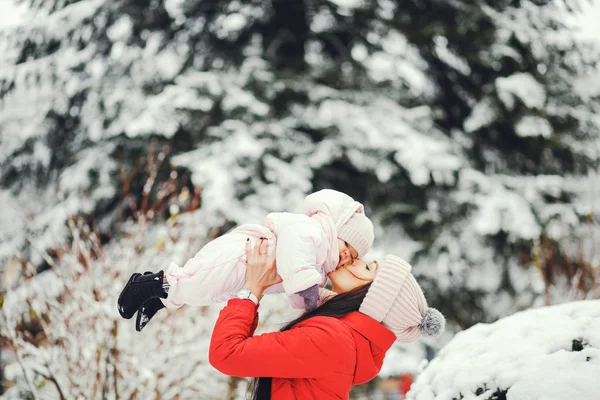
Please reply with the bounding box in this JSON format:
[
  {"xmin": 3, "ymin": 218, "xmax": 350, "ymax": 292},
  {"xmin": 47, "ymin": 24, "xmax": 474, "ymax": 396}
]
[{"xmin": 209, "ymin": 239, "xmax": 445, "ymax": 399}]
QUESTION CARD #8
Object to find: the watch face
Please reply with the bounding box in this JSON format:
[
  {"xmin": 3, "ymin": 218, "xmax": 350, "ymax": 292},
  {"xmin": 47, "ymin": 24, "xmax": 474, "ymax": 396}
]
[{"xmin": 237, "ymin": 289, "xmax": 250, "ymax": 299}]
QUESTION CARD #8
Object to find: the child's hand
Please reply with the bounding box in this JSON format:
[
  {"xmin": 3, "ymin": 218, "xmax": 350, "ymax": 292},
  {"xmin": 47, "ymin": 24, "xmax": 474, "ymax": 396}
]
[
  {"xmin": 243, "ymin": 238, "xmax": 282, "ymax": 301},
  {"xmin": 296, "ymin": 284, "xmax": 319, "ymax": 312}
]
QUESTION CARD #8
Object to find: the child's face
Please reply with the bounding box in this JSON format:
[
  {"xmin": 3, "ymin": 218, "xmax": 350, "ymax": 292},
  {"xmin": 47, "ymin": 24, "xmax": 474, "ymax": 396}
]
[{"xmin": 337, "ymin": 239, "xmax": 359, "ymax": 268}]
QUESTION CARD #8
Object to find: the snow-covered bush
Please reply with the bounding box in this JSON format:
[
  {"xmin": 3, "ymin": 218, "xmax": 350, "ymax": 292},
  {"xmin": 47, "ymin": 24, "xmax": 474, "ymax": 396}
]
[
  {"xmin": 0, "ymin": 209, "xmax": 299, "ymax": 400},
  {"xmin": 0, "ymin": 158, "xmax": 299, "ymax": 399},
  {"xmin": 407, "ymin": 300, "xmax": 600, "ymax": 400}
]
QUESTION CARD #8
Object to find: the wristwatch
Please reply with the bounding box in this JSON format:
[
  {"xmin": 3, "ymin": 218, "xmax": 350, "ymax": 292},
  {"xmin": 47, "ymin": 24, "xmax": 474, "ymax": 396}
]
[{"xmin": 236, "ymin": 288, "xmax": 259, "ymax": 305}]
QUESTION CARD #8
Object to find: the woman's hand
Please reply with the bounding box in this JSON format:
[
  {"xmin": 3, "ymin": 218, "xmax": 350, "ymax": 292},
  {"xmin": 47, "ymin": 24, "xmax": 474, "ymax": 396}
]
[{"xmin": 243, "ymin": 238, "xmax": 282, "ymax": 301}]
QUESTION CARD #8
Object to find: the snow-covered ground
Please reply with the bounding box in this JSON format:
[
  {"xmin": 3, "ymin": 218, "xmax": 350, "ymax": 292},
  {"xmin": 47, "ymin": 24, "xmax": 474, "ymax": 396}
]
[{"xmin": 408, "ymin": 300, "xmax": 600, "ymax": 400}]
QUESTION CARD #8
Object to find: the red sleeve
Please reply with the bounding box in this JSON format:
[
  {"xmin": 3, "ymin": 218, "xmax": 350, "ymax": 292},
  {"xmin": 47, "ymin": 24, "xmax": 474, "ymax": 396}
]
[{"xmin": 209, "ymin": 299, "xmax": 353, "ymax": 378}]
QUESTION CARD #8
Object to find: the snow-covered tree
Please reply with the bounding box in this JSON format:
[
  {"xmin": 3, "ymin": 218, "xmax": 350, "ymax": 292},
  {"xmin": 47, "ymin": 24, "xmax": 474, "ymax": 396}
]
[{"xmin": 1, "ymin": 0, "xmax": 600, "ymax": 395}]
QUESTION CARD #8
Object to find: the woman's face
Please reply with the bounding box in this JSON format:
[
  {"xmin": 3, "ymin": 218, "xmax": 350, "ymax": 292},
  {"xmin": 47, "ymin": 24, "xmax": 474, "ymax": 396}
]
[
  {"xmin": 328, "ymin": 258, "xmax": 380, "ymax": 293},
  {"xmin": 337, "ymin": 239, "xmax": 359, "ymax": 268}
]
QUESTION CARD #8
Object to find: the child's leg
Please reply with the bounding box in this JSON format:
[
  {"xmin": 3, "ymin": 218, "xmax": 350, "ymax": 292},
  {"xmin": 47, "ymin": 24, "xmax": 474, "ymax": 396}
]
[{"xmin": 162, "ymin": 224, "xmax": 276, "ymax": 308}]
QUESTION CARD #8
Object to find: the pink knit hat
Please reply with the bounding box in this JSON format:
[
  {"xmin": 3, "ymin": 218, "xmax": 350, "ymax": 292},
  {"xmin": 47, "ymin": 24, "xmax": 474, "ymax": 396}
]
[
  {"xmin": 359, "ymin": 255, "xmax": 445, "ymax": 342},
  {"xmin": 337, "ymin": 212, "xmax": 374, "ymax": 257}
]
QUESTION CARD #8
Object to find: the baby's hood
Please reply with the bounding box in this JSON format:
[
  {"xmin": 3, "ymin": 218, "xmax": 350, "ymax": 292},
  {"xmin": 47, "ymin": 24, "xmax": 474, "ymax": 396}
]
[
  {"xmin": 340, "ymin": 312, "xmax": 397, "ymax": 385},
  {"xmin": 303, "ymin": 189, "xmax": 364, "ymax": 230}
]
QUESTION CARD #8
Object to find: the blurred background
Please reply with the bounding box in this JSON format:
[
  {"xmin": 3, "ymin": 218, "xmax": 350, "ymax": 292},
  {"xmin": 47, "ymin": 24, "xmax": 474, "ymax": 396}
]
[{"xmin": 0, "ymin": 0, "xmax": 599, "ymax": 398}]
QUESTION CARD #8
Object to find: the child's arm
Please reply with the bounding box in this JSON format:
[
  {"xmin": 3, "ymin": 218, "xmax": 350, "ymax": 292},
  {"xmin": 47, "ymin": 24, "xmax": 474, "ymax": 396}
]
[
  {"xmin": 274, "ymin": 219, "xmax": 326, "ymax": 310},
  {"xmin": 275, "ymin": 221, "xmax": 324, "ymax": 294},
  {"xmin": 163, "ymin": 241, "xmax": 244, "ymax": 307},
  {"xmin": 296, "ymin": 285, "xmax": 319, "ymax": 311}
]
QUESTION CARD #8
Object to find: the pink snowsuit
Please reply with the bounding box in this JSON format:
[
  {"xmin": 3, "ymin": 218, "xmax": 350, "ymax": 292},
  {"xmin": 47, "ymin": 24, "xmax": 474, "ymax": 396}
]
[{"xmin": 162, "ymin": 189, "xmax": 366, "ymax": 309}]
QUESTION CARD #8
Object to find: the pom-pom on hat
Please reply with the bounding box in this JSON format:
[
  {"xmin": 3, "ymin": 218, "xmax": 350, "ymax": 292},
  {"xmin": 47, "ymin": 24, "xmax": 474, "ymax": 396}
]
[{"xmin": 359, "ymin": 255, "xmax": 446, "ymax": 342}]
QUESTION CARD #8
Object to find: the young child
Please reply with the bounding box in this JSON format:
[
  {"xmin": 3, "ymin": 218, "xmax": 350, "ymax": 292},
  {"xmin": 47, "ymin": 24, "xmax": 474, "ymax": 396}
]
[{"xmin": 117, "ymin": 189, "xmax": 375, "ymax": 331}]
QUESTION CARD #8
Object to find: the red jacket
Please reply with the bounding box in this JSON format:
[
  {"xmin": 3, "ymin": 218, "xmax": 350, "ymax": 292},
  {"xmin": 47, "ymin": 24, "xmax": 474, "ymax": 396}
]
[{"xmin": 209, "ymin": 299, "xmax": 396, "ymax": 399}]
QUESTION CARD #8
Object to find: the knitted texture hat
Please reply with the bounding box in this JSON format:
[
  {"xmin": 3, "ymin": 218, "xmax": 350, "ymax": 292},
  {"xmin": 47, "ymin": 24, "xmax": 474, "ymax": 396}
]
[
  {"xmin": 337, "ymin": 212, "xmax": 374, "ymax": 258},
  {"xmin": 302, "ymin": 189, "xmax": 374, "ymax": 257},
  {"xmin": 359, "ymin": 255, "xmax": 445, "ymax": 342}
]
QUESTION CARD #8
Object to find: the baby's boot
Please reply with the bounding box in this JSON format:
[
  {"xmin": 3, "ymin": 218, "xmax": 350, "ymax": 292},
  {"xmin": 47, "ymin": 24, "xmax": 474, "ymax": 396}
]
[
  {"xmin": 136, "ymin": 297, "xmax": 166, "ymax": 332},
  {"xmin": 117, "ymin": 270, "xmax": 167, "ymax": 319},
  {"xmin": 135, "ymin": 271, "xmax": 167, "ymax": 331}
]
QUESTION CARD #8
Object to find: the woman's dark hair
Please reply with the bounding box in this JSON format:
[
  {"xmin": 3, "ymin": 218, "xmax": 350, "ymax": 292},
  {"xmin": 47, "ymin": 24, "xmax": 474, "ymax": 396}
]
[{"xmin": 247, "ymin": 283, "xmax": 373, "ymax": 400}]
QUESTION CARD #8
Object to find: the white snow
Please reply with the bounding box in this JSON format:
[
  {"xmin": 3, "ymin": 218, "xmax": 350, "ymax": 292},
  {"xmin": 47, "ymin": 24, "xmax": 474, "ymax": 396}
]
[
  {"xmin": 309, "ymin": 97, "xmax": 462, "ymax": 186},
  {"xmin": 464, "ymin": 99, "xmax": 497, "ymax": 133},
  {"xmin": 379, "ymin": 342, "xmax": 430, "ymax": 379},
  {"xmin": 0, "ymin": 190, "xmax": 28, "ymax": 262},
  {"xmin": 328, "ymin": 0, "xmax": 365, "ymax": 10},
  {"xmin": 471, "ymin": 185, "xmax": 541, "ymax": 240},
  {"xmin": 0, "ymin": 0, "xmax": 31, "ymax": 29},
  {"xmin": 351, "ymin": 43, "xmax": 369, "ymax": 62},
  {"xmin": 363, "ymin": 30, "xmax": 433, "ymax": 97},
  {"xmin": 573, "ymin": 67, "xmax": 600, "ymax": 101},
  {"xmin": 106, "ymin": 15, "xmax": 133, "ymax": 42},
  {"xmin": 311, "ymin": 9, "xmax": 336, "ymax": 33},
  {"xmin": 125, "ymin": 84, "xmax": 213, "ymax": 138},
  {"xmin": 496, "ymin": 73, "xmax": 547, "ymax": 110},
  {"xmin": 221, "ymin": 85, "xmax": 270, "ymax": 116},
  {"xmin": 408, "ymin": 300, "xmax": 600, "ymax": 400},
  {"xmin": 515, "ymin": 115, "xmax": 553, "ymax": 138},
  {"xmin": 213, "ymin": 13, "xmax": 248, "ymax": 40},
  {"xmin": 365, "ymin": 52, "xmax": 396, "ymax": 82},
  {"xmin": 575, "ymin": 0, "xmax": 600, "ymax": 40},
  {"xmin": 433, "ymin": 35, "xmax": 471, "ymax": 75},
  {"xmin": 164, "ymin": 0, "xmax": 186, "ymax": 21}
]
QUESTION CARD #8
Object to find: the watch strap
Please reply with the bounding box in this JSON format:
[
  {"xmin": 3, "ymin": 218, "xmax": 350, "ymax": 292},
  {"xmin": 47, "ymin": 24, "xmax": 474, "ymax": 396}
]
[
  {"xmin": 237, "ymin": 288, "xmax": 259, "ymax": 305},
  {"xmin": 247, "ymin": 291, "xmax": 259, "ymax": 305}
]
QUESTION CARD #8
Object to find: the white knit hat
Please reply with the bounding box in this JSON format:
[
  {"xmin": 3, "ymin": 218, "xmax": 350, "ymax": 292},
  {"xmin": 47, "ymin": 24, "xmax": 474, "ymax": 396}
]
[
  {"xmin": 337, "ymin": 212, "xmax": 374, "ymax": 257},
  {"xmin": 359, "ymin": 255, "xmax": 445, "ymax": 342}
]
